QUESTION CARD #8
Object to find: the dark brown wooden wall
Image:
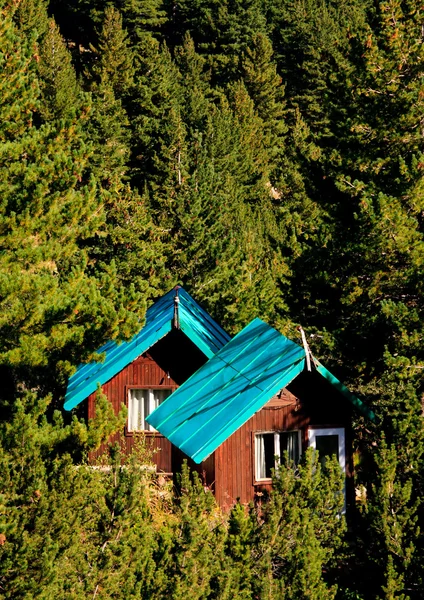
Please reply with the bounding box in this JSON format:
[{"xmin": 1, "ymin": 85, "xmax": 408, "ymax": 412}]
[
  {"xmin": 212, "ymin": 372, "xmax": 354, "ymax": 509},
  {"xmin": 88, "ymin": 352, "xmax": 178, "ymax": 473}
]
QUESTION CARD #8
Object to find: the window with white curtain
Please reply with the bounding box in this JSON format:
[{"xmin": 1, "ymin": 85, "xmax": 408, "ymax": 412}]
[
  {"xmin": 255, "ymin": 431, "xmax": 301, "ymax": 480},
  {"xmin": 127, "ymin": 388, "xmax": 172, "ymax": 432}
]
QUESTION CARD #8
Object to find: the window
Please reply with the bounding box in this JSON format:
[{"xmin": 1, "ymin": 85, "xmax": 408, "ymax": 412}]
[
  {"xmin": 308, "ymin": 427, "xmax": 346, "ymax": 512},
  {"xmin": 255, "ymin": 431, "xmax": 301, "ymax": 481},
  {"xmin": 127, "ymin": 388, "xmax": 173, "ymax": 432},
  {"xmin": 308, "ymin": 428, "xmax": 345, "ymax": 473}
]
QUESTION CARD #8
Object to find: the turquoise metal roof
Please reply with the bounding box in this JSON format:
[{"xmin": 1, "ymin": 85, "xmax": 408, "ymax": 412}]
[
  {"xmin": 146, "ymin": 318, "xmax": 306, "ymax": 463},
  {"xmin": 147, "ymin": 318, "xmax": 375, "ymax": 463},
  {"xmin": 64, "ymin": 287, "xmax": 230, "ymax": 411}
]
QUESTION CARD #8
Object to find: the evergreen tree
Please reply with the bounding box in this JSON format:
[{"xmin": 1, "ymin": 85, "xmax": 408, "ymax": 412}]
[
  {"xmin": 221, "ymin": 502, "xmax": 255, "ymax": 599},
  {"xmin": 12, "ymin": 0, "xmax": 49, "ymax": 38},
  {"xmin": 366, "ymin": 439, "xmax": 419, "ymax": 600},
  {"xmin": 167, "ymin": 0, "xmax": 267, "ymax": 83},
  {"xmin": 120, "ymin": 0, "xmax": 168, "ymax": 45},
  {"xmin": 252, "ymin": 449, "xmax": 345, "ymax": 599},
  {"xmin": 162, "ymin": 463, "xmax": 225, "ymax": 599},
  {"xmin": 174, "ymin": 33, "xmax": 212, "ymax": 133},
  {"xmin": 37, "ymin": 18, "xmax": 82, "ymax": 121},
  {"xmin": 85, "ymin": 7, "xmax": 133, "ymax": 184},
  {"xmin": 0, "ymin": 4, "xmax": 144, "ymax": 397},
  {"xmin": 91, "ymin": 5, "xmax": 135, "ymax": 97},
  {"xmin": 241, "ymin": 32, "xmax": 286, "ymax": 141}
]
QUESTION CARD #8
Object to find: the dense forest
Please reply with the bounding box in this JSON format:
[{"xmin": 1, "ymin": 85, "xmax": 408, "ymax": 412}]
[{"xmin": 0, "ymin": 0, "xmax": 423, "ymax": 597}]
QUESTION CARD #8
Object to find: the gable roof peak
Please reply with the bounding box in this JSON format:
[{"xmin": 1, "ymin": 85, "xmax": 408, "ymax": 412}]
[{"xmin": 64, "ymin": 287, "xmax": 230, "ymax": 411}]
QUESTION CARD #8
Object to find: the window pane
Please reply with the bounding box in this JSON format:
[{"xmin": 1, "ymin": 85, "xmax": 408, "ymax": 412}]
[
  {"xmin": 128, "ymin": 389, "xmax": 145, "ymax": 431},
  {"xmin": 152, "ymin": 389, "xmax": 172, "ymax": 408},
  {"xmin": 128, "ymin": 388, "xmax": 173, "ymax": 432},
  {"xmin": 256, "ymin": 434, "xmax": 266, "ymax": 479},
  {"xmin": 256, "ymin": 433, "xmax": 275, "ymax": 479},
  {"xmin": 263, "ymin": 434, "xmax": 275, "ymax": 478},
  {"xmin": 316, "ymin": 434, "xmax": 339, "ymax": 468},
  {"xmin": 280, "ymin": 432, "xmax": 300, "ymax": 464}
]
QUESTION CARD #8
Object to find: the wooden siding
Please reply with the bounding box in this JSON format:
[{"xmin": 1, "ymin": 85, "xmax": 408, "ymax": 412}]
[
  {"xmin": 214, "ymin": 392, "xmax": 308, "ymax": 509},
  {"xmin": 88, "ymin": 352, "xmax": 178, "ymax": 472},
  {"xmin": 88, "ymin": 331, "xmax": 209, "ymax": 472},
  {"xmin": 213, "ymin": 374, "xmax": 353, "ymax": 509}
]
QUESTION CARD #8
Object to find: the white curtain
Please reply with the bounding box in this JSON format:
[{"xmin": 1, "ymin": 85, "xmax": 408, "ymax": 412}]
[
  {"xmin": 286, "ymin": 432, "xmax": 298, "ymax": 463},
  {"xmin": 128, "ymin": 389, "xmax": 172, "ymax": 432},
  {"xmin": 256, "ymin": 434, "xmax": 266, "ymax": 480},
  {"xmin": 128, "ymin": 389, "xmax": 146, "ymax": 431}
]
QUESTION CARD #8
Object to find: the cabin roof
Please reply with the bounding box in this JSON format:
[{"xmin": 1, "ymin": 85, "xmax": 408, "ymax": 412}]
[
  {"xmin": 147, "ymin": 318, "xmax": 376, "ymax": 463},
  {"xmin": 64, "ymin": 287, "xmax": 230, "ymax": 411}
]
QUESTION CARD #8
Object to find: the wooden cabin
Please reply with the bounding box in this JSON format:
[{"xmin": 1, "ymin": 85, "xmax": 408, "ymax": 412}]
[{"xmin": 64, "ymin": 287, "xmax": 374, "ymax": 510}]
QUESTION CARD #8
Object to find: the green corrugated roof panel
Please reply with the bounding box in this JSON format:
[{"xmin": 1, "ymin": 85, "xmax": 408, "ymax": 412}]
[
  {"xmin": 64, "ymin": 287, "xmax": 230, "ymax": 411},
  {"xmin": 146, "ymin": 318, "xmax": 306, "ymax": 463},
  {"xmin": 147, "ymin": 318, "xmax": 375, "ymax": 463}
]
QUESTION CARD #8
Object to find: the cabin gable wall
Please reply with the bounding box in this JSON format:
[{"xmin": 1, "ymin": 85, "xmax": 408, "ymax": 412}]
[
  {"xmin": 213, "ymin": 375, "xmax": 353, "ymax": 509},
  {"xmin": 88, "ymin": 352, "xmax": 178, "ymax": 472}
]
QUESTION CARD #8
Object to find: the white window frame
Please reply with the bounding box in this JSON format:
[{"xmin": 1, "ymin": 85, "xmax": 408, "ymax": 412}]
[
  {"xmin": 255, "ymin": 430, "xmax": 302, "ymax": 482},
  {"xmin": 127, "ymin": 387, "xmax": 173, "ymax": 433},
  {"xmin": 307, "ymin": 427, "xmax": 346, "ymax": 474},
  {"xmin": 308, "ymin": 427, "xmax": 346, "ymax": 513}
]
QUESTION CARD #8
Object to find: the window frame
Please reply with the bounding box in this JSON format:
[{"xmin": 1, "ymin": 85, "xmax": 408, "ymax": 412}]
[
  {"xmin": 254, "ymin": 430, "xmax": 302, "ymax": 484},
  {"xmin": 308, "ymin": 427, "xmax": 346, "ymax": 513},
  {"xmin": 125, "ymin": 385, "xmax": 176, "ymax": 436},
  {"xmin": 307, "ymin": 427, "xmax": 346, "ymax": 474}
]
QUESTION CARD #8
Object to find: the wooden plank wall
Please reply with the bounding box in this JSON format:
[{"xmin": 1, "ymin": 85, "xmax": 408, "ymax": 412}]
[
  {"xmin": 214, "ymin": 395, "xmax": 308, "ymax": 508},
  {"xmin": 214, "ymin": 374, "xmax": 354, "ymax": 509},
  {"xmin": 88, "ymin": 353, "xmax": 177, "ymax": 473}
]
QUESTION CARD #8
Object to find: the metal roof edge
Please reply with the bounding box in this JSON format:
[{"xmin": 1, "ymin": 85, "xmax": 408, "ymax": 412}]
[
  {"xmin": 315, "ymin": 361, "xmax": 376, "ymax": 422},
  {"xmin": 177, "ymin": 288, "xmax": 230, "ymax": 344},
  {"xmin": 179, "ymin": 320, "xmax": 216, "ymax": 358},
  {"xmin": 64, "ymin": 286, "xmax": 231, "ymax": 412},
  {"xmin": 190, "ymin": 358, "xmax": 306, "ymax": 463},
  {"xmin": 64, "ymin": 321, "xmax": 172, "ymax": 411}
]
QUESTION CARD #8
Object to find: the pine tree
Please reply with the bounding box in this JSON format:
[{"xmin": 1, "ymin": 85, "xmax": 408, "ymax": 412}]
[
  {"xmin": 120, "ymin": 0, "xmax": 168, "ymax": 45},
  {"xmin": 167, "ymin": 0, "xmax": 267, "ymax": 84},
  {"xmin": 0, "ymin": 5, "xmax": 144, "ymax": 398},
  {"xmin": 174, "ymin": 33, "xmax": 212, "ymax": 133},
  {"xmin": 220, "ymin": 502, "xmax": 255, "ymax": 599},
  {"xmin": 12, "ymin": 0, "xmax": 49, "ymax": 39},
  {"xmin": 91, "ymin": 5, "xmax": 135, "ymax": 97},
  {"xmin": 162, "ymin": 463, "xmax": 225, "ymax": 599},
  {"xmin": 363, "ymin": 439, "xmax": 420, "ymax": 599},
  {"xmin": 127, "ymin": 38, "xmax": 183, "ymax": 193},
  {"xmin": 0, "ymin": 391, "xmax": 158, "ymax": 598},
  {"xmin": 37, "ymin": 18, "xmax": 82, "ymax": 121},
  {"xmin": 241, "ymin": 32, "xmax": 285, "ymax": 138},
  {"xmin": 85, "ymin": 7, "xmax": 133, "ymax": 184},
  {"xmin": 249, "ymin": 449, "xmax": 345, "ymax": 599}
]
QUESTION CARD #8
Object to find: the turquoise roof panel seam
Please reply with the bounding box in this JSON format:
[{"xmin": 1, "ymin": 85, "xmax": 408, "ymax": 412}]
[
  {"xmin": 64, "ymin": 287, "xmax": 230, "ymax": 411},
  {"xmin": 147, "ymin": 317, "xmax": 374, "ymax": 463},
  {"xmin": 147, "ymin": 318, "xmax": 306, "ymax": 462}
]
